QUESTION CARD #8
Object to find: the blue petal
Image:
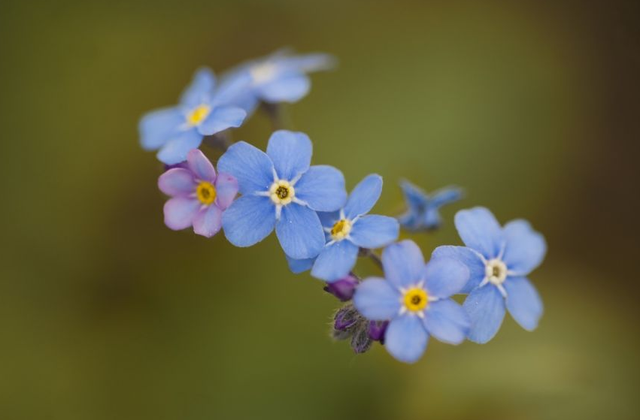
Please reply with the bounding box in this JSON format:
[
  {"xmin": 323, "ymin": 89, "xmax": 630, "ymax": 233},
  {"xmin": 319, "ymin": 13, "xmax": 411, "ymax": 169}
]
[
  {"xmin": 156, "ymin": 129, "xmax": 203, "ymax": 165},
  {"xmin": 278, "ymin": 53, "xmax": 336, "ymax": 73},
  {"xmin": 454, "ymin": 207, "xmax": 504, "ymax": 259},
  {"xmin": 432, "ymin": 246, "xmax": 486, "ymax": 294},
  {"xmin": 212, "ymin": 70, "xmax": 253, "ymax": 105},
  {"xmin": 423, "ymin": 299, "xmax": 470, "ymax": 345},
  {"xmin": 217, "ymin": 141, "xmax": 275, "ymax": 195},
  {"xmin": 385, "ymin": 315, "xmax": 429, "ymax": 364},
  {"xmin": 422, "ymin": 207, "xmax": 442, "ymax": 230},
  {"xmin": 257, "ymin": 73, "xmax": 310, "ymax": 103},
  {"xmin": 139, "ymin": 107, "xmax": 184, "ymax": 151},
  {"xmin": 397, "ymin": 210, "xmax": 422, "ymax": 231},
  {"xmin": 311, "ymin": 240, "xmax": 359, "ymax": 282},
  {"xmin": 197, "ymin": 106, "xmax": 246, "ymax": 136},
  {"xmin": 276, "ymin": 204, "xmax": 325, "ymax": 259},
  {"xmin": 504, "ymin": 277, "xmax": 543, "ymax": 331},
  {"xmin": 353, "ymin": 278, "xmax": 401, "ymax": 320},
  {"xmin": 381, "ymin": 240, "xmax": 425, "ymax": 289},
  {"xmin": 222, "ymin": 194, "xmax": 275, "ymax": 247},
  {"xmin": 349, "ymin": 215, "xmax": 399, "ymax": 249},
  {"xmin": 502, "ymin": 219, "xmax": 547, "ymax": 275},
  {"xmin": 463, "ymin": 285, "xmax": 506, "ymax": 344},
  {"xmin": 430, "ymin": 186, "xmax": 464, "ymax": 207},
  {"xmin": 400, "ymin": 179, "xmax": 428, "ymax": 210},
  {"xmin": 317, "ymin": 210, "xmax": 340, "ymax": 229},
  {"xmin": 180, "ymin": 67, "xmax": 216, "ymax": 107},
  {"xmin": 294, "ymin": 165, "xmax": 346, "ymax": 212},
  {"xmin": 286, "ymin": 255, "xmax": 315, "ymax": 274},
  {"xmin": 266, "ymin": 130, "xmax": 312, "ymax": 180},
  {"xmin": 344, "ymin": 174, "xmax": 383, "ymax": 219},
  {"xmin": 423, "ymin": 257, "xmax": 469, "ymax": 298}
]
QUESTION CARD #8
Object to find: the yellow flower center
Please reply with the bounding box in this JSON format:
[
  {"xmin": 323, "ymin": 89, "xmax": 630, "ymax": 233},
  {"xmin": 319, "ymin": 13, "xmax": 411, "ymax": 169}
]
[
  {"xmin": 187, "ymin": 105, "xmax": 211, "ymax": 126},
  {"xmin": 403, "ymin": 288, "xmax": 428, "ymax": 312},
  {"xmin": 485, "ymin": 259, "xmax": 507, "ymax": 285},
  {"xmin": 270, "ymin": 180, "xmax": 295, "ymax": 205},
  {"xmin": 330, "ymin": 219, "xmax": 352, "ymax": 241},
  {"xmin": 196, "ymin": 181, "xmax": 216, "ymax": 205}
]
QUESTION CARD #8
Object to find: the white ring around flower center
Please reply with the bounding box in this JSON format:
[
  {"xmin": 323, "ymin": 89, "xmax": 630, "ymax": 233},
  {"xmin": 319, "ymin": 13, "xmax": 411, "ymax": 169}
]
[
  {"xmin": 485, "ymin": 258, "xmax": 508, "ymax": 285},
  {"xmin": 250, "ymin": 62, "xmax": 278, "ymax": 84},
  {"xmin": 269, "ymin": 180, "xmax": 295, "ymax": 205}
]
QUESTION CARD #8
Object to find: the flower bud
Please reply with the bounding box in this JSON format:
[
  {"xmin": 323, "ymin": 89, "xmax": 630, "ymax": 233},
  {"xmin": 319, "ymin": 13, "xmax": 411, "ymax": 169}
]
[{"xmin": 323, "ymin": 274, "xmax": 359, "ymax": 302}]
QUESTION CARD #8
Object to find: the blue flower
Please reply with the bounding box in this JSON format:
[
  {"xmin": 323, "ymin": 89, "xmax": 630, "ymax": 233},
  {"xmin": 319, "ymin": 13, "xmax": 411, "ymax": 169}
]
[
  {"xmin": 433, "ymin": 207, "xmax": 547, "ymax": 343},
  {"xmin": 218, "ymin": 130, "xmax": 347, "ymax": 259},
  {"xmin": 139, "ymin": 68, "xmax": 249, "ymax": 165},
  {"xmin": 353, "ymin": 240, "xmax": 470, "ymax": 363},
  {"xmin": 286, "ymin": 175, "xmax": 399, "ymax": 282},
  {"xmin": 398, "ymin": 180, "xmax": 463, "ymax": 231},
  {"xmin": 218, "ymin": 49, "xmax": 336, "ymax": 115}
]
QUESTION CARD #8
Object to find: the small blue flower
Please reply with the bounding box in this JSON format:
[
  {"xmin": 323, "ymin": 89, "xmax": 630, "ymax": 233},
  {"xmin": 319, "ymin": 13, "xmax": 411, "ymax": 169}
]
[
  {"xmin": 139, "ymin": 68, "xmax": 249, "ymax": 165},
  {"xmin": 353, "ymin": 240, "xmax": 470, "ymax": 364},
  {"xmin": 433, "ymin": 207, "xmax": 547, "ymax": 343},
  {"xmin": 219, "ymin": 49, "xmax": 336, "ymax": 115},
  {"xmin": 398, "ymin": 180, "xmax": 463, "ymax": 231},
  {"xmin": 286, "ymin": 174, "xmax": 400, "ymax": 282},
  {"xmin": 218, "ymin": 130, "xmax": 347, "ymax": 259}
]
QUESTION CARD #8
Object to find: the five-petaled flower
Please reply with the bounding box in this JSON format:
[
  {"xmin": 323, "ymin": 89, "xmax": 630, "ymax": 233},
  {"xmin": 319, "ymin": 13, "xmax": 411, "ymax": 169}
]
[
  {"xmin": 433, "ymin": 207, "xmax": 546, "ymax": 343},
  {"xmin": 158, "ymin": 149, "xmax": 238, "ymax": 238},
  {"xmin": 139, "ymin": 68, "xmax": 248, "ymax": 164},
  {"xmin": 219, "ymin": 49, "xmax": 336, "ymax": 115},
  {"xmin": 398, "ymin": 180, "xmax": 463, "ymax": 231},
  {"xmin": 218, "ymin": 130, "xmax": 347, "ymax": 259},
  {"xmin": 354, "ymin": 240, "xmax": 471, "ymax": 364},
  {"xmin": 286, "ymin": 174, "xmax": 399, "ymax": 281}
]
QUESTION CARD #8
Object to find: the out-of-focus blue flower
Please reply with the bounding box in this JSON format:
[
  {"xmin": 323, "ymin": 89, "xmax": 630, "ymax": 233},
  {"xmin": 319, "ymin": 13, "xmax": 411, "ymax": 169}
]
[
  {"xmin": 433, "ymin": 207, "xmax": 546, "ymax": 344},
  {"xmin": 218, "ymin": 130, "xmax": 346, "ymax": 259},
  {"xmin": 287, "ymin": 175, "xmax": 399, "ymax": 282},
  {"xmin": 139, "ymin": 68, "xmax": 249, "ymax": 165},
  {"xmin": 398, "ymin": 180, "xmax": 463, "ymax": 231},
  {"xmin": 218, "ymin": 49, "xmax": 336, "ymax": 115},
  {"xmin": 158, "ymin": 149, "xmax": 238, "ymax": 238},
  {"xmin": 353, "ymin": 240, "xmax": 470, "ymax": 364}
]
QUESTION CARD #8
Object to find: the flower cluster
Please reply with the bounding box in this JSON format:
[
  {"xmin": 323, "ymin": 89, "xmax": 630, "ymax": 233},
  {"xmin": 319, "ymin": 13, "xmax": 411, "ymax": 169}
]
[{"xmin": 139, "ymin": 49, "xmax": 547, "ymax": 364}]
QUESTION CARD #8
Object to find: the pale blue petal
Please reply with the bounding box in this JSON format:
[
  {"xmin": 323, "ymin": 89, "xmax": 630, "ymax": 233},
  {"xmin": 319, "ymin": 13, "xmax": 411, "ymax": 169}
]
[
  {"xmin": 266, "ymin": 130, "xmax": 312, "ymax": 180},
  {"xmin": 463, "ymin": 285, "xmax": 506, "ymax": 344},
  {"xmin": 430, "ymin": 186, "xmax": 464, "ymax": 207},
  {"xmin": 454, "ymin": 207, "xmax": 504, "ymax": 259},
  {"xmin": 278, "ymin": 53, "xmax": 336, "ymax": 73},
  {"xmin": 156, "ymin": 129, "xmax": 203, "ymax": 165},
  {"xmin": 186, "ymin": 149, "xmax": 215, "ymax": 181},
  {"xmin": 399, "ymin": 179, "xmax": 428, "ymax": 210},
  {"xmin": 139, "ymin": 107, "xmax": 183, "ymax": 150},
  {"xmin": 423, "ymin": 299, "xmax": 470, "ymax": 345},
  {"xmin": 222, "ymin": 195, "xmax": 275, "ymax": 247},
  {"xmin": 317, "ymin": 211, "xmax": 340, "ymax": 229},
  {"xmin": 422, "ymin": 208, "xmax": 442, "ymax": 230},
  {"xmin": 432, "ymin": 246, "xmax": 486, "ymax": 293},
  {"xmin": 423, "ymin": 257, "xmax": 470, "ymax": 298},
  {"xmin": 311, "ymin": 240, "xmax": 359, "ymax": 282},
  {"xmin": 382, "ymin": 240, "xmax": 425, "ymax": 289},
  {"xmin": 353, "ymin": 278, "xmax": 401, "ymax": 320},
  {"xmin": 349, "ymin": 215, "xmax": 399, "ymax": 249},
  {"xmin": 158, "ymin": 168, "xmax": 195, "ymax": 197},
  {"xmin": 217, "ymin": 141, "xmax": 274, "ymax": 195},
  {"xmin": 286, "ymin": 255, "xmax": 315, "ymax": 274},
  {"xmin": 502, "ymin": 219, "xmax": 547, "ymax": 275},
  {"xmin": 505, "ymin": 277, "xmax": 543, "ymax": 331},
  {"xmin": 385, "ymin": 315, "xmax": 428, "ymax": 364},
  {"xmin": 212, "ymin": 71, "xmax": 252, "ymax": 105},
  {"xmin": 180, "ymin": 67, "xmax": 216, "ymax": 107},
  {"xmin": 276, "ymin": 204, "xmax": 325, "ymax": 259},
  {"xmin": 197, "ymin": 106, "xmax": 246, "ymax": 136},
  {"xmin": 294, "ymin": 165, "xmax": 346, "ymax": 212},
  {"xmin": 257, "ymin": 73, "xmax": 310, "ymax": 103},
  {"xmin": 192, "ymin": 205, "xmax": 222, "ymax": 238},
  {"xmin": 344, "ymin": 174, "xmax": 383, "ymax": 219}
]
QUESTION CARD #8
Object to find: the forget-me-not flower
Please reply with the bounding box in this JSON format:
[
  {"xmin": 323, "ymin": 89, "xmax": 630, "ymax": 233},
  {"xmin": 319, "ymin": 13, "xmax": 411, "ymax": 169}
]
[
  {"xmin": 158, "ymin": 149, "xmax": 238, "ymax": 238},
  {"xmin": 433, "ymin": 207, "xmax": 546, "ymax": 343},
  {"xmin": 286, "ymin": 175, "xmax": 399, "ymax": 282},
  {"xmin": 139, "ymin": 68, "xmax": 248, "ymax": 165},
  {"xmin": 354, "ymin": 240, "xmax": 470, "ymax": 363},
  {"xmin": 219, "ymin": 49, "xmax": 335, "ymax": 115},
  {"xmin": 398, "ymin": 180, "xmax": 463, "ymax": 231},
  {"xmin": 218, "ymin": 130, "xmax": 347, "ymax": 259}
]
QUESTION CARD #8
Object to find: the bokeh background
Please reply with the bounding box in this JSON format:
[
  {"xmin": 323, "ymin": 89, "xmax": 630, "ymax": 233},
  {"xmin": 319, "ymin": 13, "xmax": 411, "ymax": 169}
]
[{"xmin": 1, "ymin": 0, "xmax": 639, "ymax": 419}]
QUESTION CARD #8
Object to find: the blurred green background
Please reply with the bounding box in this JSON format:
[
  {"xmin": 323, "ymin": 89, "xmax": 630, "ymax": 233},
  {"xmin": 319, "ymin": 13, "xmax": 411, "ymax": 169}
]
[{"xmin": 1, "ymin": 0, "xmax": 639, "ymax": 419}]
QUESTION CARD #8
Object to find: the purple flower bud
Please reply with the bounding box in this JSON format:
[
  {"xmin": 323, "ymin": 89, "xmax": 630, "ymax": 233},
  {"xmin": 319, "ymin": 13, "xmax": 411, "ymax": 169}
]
[
  {"xmin": 323, "ymin": 275, "xmax": 359, "ymax": 302},
  {"xmin": 334, "ymin": 306, "xmax": 358, "ymax": 331},
  {"xmin": 368, "ymin": 321, "xmax": 389, "ymax": 344}
]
